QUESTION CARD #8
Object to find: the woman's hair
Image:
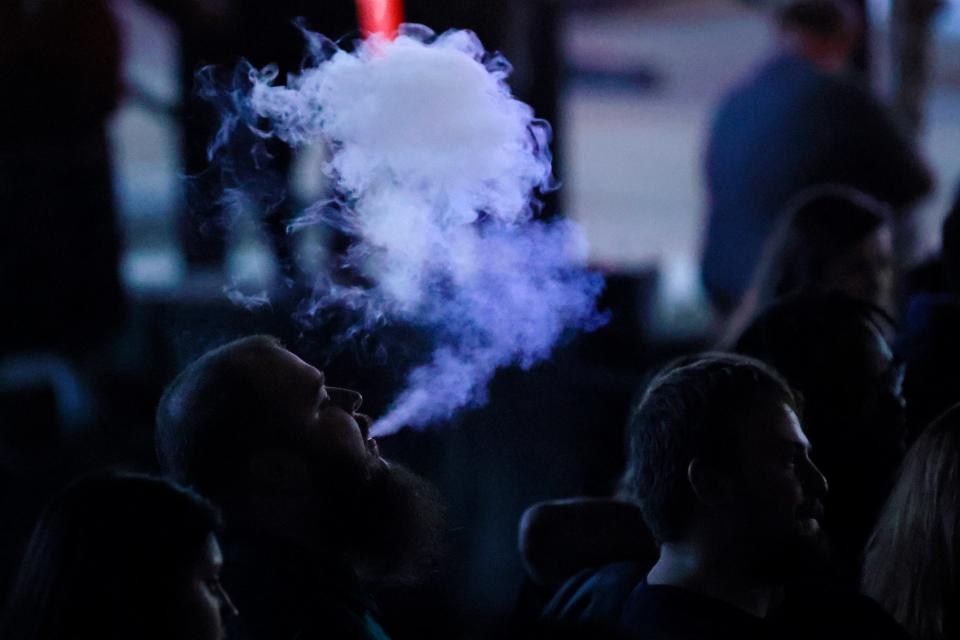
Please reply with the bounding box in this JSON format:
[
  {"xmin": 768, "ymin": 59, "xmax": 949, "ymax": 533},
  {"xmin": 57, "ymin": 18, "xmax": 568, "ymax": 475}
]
[
  {"xmin": 765, "ymin": 185, "xmax": 891, "ymax": 299},
  {"xmin": 1, "ymin": 471, "xmax": 222, "ymax": 640},
  {"xmin": 862, "ymin": 403, "xmax": 960, "ymax": 640},
  {"xmin": 721, "ymin": 184, "xmax": 892, "ymax": 348}
]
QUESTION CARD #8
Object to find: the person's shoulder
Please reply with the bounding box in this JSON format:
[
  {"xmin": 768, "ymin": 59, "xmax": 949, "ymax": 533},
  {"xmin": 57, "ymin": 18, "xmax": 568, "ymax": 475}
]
[
  {"xmin": 620, "ymin": 582, "xmax": 773, "ymax": 640},
  {"xmin": 710, "ymin": 53, "xmax": 815, "ymax": 127},
  {"xmin": 542, "ymin": 561, "xmax": 647, "ymax": 627},
  {"xmin": 743, "ymin": 53, "xmax": 819, "ymax": 92}
]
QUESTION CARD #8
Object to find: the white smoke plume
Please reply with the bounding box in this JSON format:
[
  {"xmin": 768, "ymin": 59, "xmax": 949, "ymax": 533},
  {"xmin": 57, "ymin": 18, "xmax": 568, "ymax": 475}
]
[{"xmin": 218, "ymin": 24, "xmax": 606, "ymax": 436}]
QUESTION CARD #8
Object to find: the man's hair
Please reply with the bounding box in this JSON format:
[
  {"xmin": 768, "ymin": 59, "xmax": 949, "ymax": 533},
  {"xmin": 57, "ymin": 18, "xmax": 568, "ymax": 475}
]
[
  {"xmin": 619, "ymin": 353, "xmax": 797, "ymax": 543},
  {"xmin": 777, "ymin": 0, "xmax": 855, "ymax": 40},
  {"xmin": 155, "ymin": 335, "xmax": 284, "ymax": 504}
]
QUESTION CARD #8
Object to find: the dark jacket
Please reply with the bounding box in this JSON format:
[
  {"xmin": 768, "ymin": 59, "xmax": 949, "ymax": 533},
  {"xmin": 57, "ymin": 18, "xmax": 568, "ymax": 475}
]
[{"xmin": 543, "ymin": 562, "xmax": 910, "ymax": 640}]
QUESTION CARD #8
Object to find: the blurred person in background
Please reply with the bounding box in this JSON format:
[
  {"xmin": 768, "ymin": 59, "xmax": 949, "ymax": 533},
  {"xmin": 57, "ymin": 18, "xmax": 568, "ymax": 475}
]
[
  {"xmin": 1, "ymin": 471, "xmax": 237, "ymax": 640},
  {"xmin": 862, "ymin": 401, "xmax": 960, "ymax": 640},
  {"xmin": 155, "ymin": 335, "xmax": 444, "ymax": 640},
  {"xmin": 723, "ymin": 185, "xmax": 895, "ymax": 344},
  {"xmin": 701, "ymin": 0, "xmax": 931, "ymax": 317}
]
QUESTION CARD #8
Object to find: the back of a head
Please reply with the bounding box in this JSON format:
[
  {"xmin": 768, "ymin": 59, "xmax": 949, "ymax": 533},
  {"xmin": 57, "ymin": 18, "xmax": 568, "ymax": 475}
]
[
  {"xmin": 863, "ymin": 403, "xmax": 960, "ymax": 640},
  {"xmin": 767, "ymin": 185, "xmax": 891, "ymax": 301},
  {"xmin": 734, "ymin": 290, "xmax": 893, "ymax": 432},
  {"xmin": 777, "ymin": 0, "xmax": 856, "ymax": 41},
  {"xmin": 155, "ymin": 335, "xmax": 283, "ymax": 504},
  {"xmin": 619, "ymin": 353, "xmax": 796, "ymax": 543},
  {"xmin": 1, "ymin": 471, "xmax": 220, "ymax": 640}
]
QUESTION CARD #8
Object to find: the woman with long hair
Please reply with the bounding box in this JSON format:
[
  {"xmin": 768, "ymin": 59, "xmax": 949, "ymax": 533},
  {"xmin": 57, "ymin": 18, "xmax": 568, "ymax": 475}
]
[
  {"xmin": 862, "ymin": 403, "xmax": 960, "ymax": 640},
  {"xmin": 1, "ymin": 471, "xmax": 238, "ymax": 640},
  {"xmin": 722, "ymin": 184, "xmax": 894, "ymax": 346}
]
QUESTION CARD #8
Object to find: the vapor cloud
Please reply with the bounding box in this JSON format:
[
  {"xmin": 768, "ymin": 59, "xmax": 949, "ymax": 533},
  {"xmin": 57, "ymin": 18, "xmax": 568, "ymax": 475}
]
[{"xmin": 215, "ymin": 25, "xmax": 605, "ymax": 436}]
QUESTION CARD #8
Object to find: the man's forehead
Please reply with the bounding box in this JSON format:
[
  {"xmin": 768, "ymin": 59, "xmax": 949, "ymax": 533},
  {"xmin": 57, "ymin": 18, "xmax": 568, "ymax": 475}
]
[
  {"xmin": 254, "ymin": 344, "xmax": 321, "ymax": 375},
  {"xmin": 207, "ymin": 533, "xmax": 223, "ymax": 566},
  {"xmin": 243, "ymin": 345, "xmax": 325, "ymax": 398},
  {"xmin": 782, "ymin": 405, "xmax": 811, "ymax": 448},
  {"xmin": 738, "ymin": 402, "xmax": 810, "ymax": 450}
]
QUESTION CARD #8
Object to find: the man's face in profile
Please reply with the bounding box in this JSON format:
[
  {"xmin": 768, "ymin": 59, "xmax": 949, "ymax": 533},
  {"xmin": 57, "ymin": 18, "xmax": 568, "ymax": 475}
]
[
  {"xmin": 250, "ymin": 344, "xmax": 385, "ymax": 483},
  {"xmin": 244, "ymin": 343, "xmax": 443, "ymax": 582},
  {"xmin": 727, "ymin": 403, "xmax": 829, "ymax": 575}
]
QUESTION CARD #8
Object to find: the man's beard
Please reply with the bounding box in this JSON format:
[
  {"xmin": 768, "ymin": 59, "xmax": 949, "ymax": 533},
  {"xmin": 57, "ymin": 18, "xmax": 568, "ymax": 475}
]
[{"xmin": 332, "ymin": 461, "xmax": 445, "ymax": 587}]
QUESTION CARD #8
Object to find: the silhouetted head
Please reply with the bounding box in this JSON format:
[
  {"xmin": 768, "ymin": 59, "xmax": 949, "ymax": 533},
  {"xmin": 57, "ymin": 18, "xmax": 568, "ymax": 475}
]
[
  {"xmin": 619, "ymin": 353, "xmax": 828, "ymax": 579},
  {"xmin": 762, "ymin": 185, "xmax": 894, "ymax": 310},
  {"xmin": 155, "ymin": 335, "xmax": 443, "ymax": 584},
  {"xmin": 156, "ymin": 336, "xmax": 378, "ymax": 504},
  {"xmin": 863, "ymin": 402, "xmax": 960, "ymax": 640},
  {"xmin": 723, "ymin": 186, "xmax": 894, "ymax": 347},
  {"xmin": 777, "ymin": 0, "xmax": 861, "ymax": 73},
  {"xmin": 1, "ymin": 471, "xmax": 236, "ymax": 640}
]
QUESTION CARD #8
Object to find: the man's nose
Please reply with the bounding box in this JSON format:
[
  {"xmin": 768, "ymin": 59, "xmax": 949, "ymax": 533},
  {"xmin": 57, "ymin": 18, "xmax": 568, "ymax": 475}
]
[
  {"xmin": 328, "ymin": 387, "xmax": 363, "ymax": 413},
  {"xmin": 220, "ymin": 585, "xmax": 239, "ymax": 618},
  {"xmin": 803, "ymin": 458, "xmax": 829, "ymax": 498}
]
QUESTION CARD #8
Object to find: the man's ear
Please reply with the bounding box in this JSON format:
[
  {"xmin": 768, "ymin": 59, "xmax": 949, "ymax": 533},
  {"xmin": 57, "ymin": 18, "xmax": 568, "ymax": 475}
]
[
  {"xmin": 687, "ymin": 458, "xmax": 733, "ymax": 507},
  {"xmin": 249, "ymin": 449, "xmax": 311, "ymax": 493}
]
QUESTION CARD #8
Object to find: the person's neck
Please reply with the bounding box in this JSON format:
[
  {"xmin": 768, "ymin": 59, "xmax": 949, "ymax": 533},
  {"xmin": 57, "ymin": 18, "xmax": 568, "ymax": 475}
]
[
  {"xmin": 647, "ymin": 540, "xmax": 781, "ymax": 619},
  {"xmin": 778, "ymin": 36, "xmax": 845, "ymax": 74}
]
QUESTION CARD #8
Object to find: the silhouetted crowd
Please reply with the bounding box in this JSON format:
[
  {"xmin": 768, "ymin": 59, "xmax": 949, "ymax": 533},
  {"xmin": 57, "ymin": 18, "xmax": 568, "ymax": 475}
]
[{"xmin": 3, "ymin": 0, "xmax": 960, "ymax": 638}]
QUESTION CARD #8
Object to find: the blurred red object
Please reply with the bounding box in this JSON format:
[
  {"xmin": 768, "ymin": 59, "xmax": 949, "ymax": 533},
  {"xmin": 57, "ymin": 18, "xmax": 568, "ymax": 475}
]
[{"xmin": 356, "ymin": 0, "xmax": 403, "ymax": 39}]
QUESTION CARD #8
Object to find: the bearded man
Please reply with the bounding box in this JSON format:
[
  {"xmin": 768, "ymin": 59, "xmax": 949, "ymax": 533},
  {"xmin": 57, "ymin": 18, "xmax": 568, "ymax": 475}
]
[{"xmin": 156, "ymin": 335, "xmax": 443, "ymax": 640}]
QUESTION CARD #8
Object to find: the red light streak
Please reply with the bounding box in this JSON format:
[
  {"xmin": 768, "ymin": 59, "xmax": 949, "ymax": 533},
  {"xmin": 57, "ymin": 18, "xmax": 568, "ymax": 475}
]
[{"xmin": 356, "ymin": 0, "xmax": 404, "ymax": 40}]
